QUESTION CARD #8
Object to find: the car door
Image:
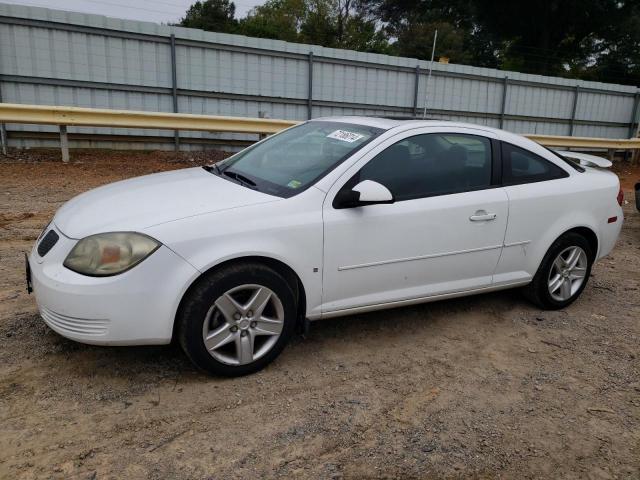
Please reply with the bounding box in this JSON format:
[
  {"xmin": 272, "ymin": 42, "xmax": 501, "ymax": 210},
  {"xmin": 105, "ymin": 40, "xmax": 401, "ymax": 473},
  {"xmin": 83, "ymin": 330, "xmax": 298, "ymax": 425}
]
[
  {"xmin": 492, "ymin": 141, "xmax": 572, "ymax": 285},
  {"xmin": 321, "ymin": 128, "xmax": 509, "ymax": 315}
]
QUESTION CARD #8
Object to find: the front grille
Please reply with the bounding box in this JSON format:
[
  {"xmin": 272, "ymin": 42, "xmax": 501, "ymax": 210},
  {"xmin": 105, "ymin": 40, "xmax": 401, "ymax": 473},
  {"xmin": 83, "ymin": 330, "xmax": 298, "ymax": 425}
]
[
  {"xmin": 37, "ymin": 229, "xmax": 59, "ymax": 257},
  {"xmin": 40, "ymin": 307, "xmax": 109, "ymax": 336}
]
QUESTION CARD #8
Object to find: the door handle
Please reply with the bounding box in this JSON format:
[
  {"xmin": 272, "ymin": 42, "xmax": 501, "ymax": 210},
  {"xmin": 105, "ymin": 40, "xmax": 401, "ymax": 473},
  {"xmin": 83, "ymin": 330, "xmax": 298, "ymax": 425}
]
[{"xmin": 469, "ymin": 211, "xmax": 497, "ymax": 222}]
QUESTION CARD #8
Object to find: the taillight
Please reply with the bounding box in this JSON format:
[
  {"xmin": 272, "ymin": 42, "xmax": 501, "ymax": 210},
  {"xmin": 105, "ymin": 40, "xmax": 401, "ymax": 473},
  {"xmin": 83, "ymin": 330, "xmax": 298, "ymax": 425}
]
[{"xmin": 617, "ymin": 187, "xmax": 624, "ymax": 206}]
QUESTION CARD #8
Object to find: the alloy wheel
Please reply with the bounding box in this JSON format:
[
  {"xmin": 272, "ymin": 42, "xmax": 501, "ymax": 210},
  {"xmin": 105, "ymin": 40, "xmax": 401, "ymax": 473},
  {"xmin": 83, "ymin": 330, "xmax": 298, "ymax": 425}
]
[
  {"xmin": 202, "ymin": 284, "xmax": 285, "ymax": 365},
  {"xmin": 547, "ymin": 246, "xmax": 588, "ymax": 302}
]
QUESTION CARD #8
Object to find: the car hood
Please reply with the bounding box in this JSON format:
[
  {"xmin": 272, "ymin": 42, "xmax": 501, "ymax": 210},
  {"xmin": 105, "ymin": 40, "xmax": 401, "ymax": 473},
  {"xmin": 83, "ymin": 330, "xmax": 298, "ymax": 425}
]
[{"xmin": 54, "ymin": 167, "xmax": 280, "ymax": 238}]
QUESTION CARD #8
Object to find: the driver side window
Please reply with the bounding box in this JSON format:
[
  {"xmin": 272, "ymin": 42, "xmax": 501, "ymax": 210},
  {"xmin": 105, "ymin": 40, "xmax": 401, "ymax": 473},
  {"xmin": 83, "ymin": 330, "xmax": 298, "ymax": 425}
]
[{"xmin": 356, "ymin": 133, "xmax": 493, "ymax": 202}]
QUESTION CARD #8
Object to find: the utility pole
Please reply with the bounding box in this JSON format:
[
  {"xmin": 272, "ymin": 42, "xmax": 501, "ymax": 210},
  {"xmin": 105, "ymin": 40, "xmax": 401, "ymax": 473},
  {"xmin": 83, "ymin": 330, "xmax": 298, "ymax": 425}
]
[{"xmin": 422, "ymin": 29, "xmax": 438, "ymax": 119}]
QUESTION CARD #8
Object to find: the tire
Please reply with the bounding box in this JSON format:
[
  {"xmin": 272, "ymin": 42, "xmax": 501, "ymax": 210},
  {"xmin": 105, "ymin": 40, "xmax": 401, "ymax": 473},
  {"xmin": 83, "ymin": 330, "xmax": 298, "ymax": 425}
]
[
  {"xmin": 177, "ymin": 262, "xmax": 297, "ymax": 377},
  {"xmin": 523, "ymin": 232, "xmax": 593, "ymax": 310}
]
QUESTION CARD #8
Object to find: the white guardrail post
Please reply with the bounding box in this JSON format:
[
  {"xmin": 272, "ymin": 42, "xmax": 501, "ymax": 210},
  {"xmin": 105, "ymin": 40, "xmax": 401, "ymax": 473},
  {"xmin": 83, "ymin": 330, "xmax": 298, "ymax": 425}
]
[
  {"xmin": 59, "ymin": 125, "xmax": 69, "ymax": 162},
  {"xmin": 0, "ymin": 85, "xmax": 7, "ymax": 155}
]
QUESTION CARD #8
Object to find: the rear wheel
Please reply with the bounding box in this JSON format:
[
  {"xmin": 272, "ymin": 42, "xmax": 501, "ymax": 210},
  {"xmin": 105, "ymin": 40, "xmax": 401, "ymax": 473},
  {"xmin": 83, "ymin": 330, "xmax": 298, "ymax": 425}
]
[
  {"xmin": 177, "ymin": 262, "xmax": 297, "ymax": 376},
  {"xmin": 523, "ymin": 232, "xmax": 593, "ymax": 310}
]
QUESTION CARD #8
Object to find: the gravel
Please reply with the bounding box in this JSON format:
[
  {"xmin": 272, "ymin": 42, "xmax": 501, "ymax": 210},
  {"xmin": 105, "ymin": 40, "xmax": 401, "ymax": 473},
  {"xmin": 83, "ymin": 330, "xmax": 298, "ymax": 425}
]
[{"xmin": 1, "ymin": 149, "xmax": 638, "ymax": 479}]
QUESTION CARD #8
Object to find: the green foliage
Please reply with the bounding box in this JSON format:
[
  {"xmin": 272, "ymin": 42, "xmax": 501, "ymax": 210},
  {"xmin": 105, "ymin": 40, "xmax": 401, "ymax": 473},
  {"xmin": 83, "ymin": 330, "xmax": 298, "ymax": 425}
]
[
  {"xmin": 394, "ymin": 21, "xmax": 470, "ymax": 64},
  {"xmin": 575, "ymin": 1, "xmax": 640, "ymax": 85},
  {"xmin": 237, "ymin": 0, "xmax": 305, "ymax": 43},
  {"xmin": 369, "ymin": 0, "xmax": 483, "ymax": 64},
  {"xmin": 472, "ymin": 0, "xmax": 614, "ymax": 76},
  {"xmin": 179, "ymin": 0, "xmax": 237, "ymax": 33},
  {"xmin": 180, "ymin": 0, "xmax": 392, "ymax": 54}
]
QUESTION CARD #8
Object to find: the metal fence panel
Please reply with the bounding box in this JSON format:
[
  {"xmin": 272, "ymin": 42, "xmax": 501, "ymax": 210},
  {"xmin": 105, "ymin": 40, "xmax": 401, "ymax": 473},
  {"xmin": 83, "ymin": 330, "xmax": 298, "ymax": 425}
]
[
  {"xmin": 314, "ymin": 62, "xmax": 415, "ymax": 107},
  {"xmin": 0, "ymin": 2, "xmax": 638, "ymax": 151},
  {"xmin": 176, "ymin": 46, "xmax": 309, "ymax": 99},
  {"xmin": 506, "ymin": 84, "xmax": 575, "ymax": 120},
  {"xmin": 576, "ymin": 91, "xmax": 634, "ymax": 124}
]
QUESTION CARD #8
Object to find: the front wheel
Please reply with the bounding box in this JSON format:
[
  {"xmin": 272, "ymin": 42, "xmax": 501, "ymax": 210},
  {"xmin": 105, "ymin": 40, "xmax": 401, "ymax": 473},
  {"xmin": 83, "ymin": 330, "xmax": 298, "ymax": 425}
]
[
  {"xmin": 523, "ymin": 232, "xmax": 593, "ymax": 310},
  {"xmin": 177, "ymin": 262, "xmax": 297, "ymax": 376}
]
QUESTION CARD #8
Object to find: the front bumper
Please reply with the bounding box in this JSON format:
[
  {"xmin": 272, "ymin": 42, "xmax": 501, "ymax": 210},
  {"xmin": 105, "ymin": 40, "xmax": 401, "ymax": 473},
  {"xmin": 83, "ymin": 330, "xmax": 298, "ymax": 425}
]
[{"xmin": 29, "ymin": 224, "xmax": 199, "ymax": 345}]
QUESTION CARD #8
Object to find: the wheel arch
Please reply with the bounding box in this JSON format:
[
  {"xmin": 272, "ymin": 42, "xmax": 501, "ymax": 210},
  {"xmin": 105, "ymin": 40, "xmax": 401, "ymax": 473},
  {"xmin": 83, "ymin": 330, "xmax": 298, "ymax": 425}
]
[
  {"xmin": 172, "ymin": 255, "xmax": 307, "ymax": 341},
  {"xmin": 523, "ymin": 224, "xmax": 599, "ymax": 309},
  {"xmin": 558, "ymin": 226, "xmax": 599, "ymax": 261}
]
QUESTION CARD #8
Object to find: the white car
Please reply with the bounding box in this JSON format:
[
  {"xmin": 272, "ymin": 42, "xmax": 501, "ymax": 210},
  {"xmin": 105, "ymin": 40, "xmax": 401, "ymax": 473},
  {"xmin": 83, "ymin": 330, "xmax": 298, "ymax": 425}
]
[{"xmin": 27, "ymin": 117, "xmax": 623, "ymax": 376}]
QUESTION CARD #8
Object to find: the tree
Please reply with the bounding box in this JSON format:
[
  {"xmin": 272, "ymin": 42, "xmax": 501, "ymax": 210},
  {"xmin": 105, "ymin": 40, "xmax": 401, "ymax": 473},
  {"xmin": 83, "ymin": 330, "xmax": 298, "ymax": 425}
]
[
  {"xmin": 582, "ymin": 1, "xmax": 640, "ymax": 85},
  {"xmin": 330, "ymin": 0, "xmax": 393, "ymax": 53},
  {"xmin": 298, "ymin": 0, "xmax": 337, "ymax": 46},
  {"xmin": 339, "ymin": 13, "xmax": 392, "ymax": 53},
  {"xmin": 238, "ymin": 0, "xmax": 306, "ymax": 42},
  {"xmin": 471, "ymin": 0, "xmax": 615, "ymax": 76},
  {"xmin": 367, "ymin": 0, "xmax": 639, "ymax": 85},
  {"xmin": 393, "ymin": 21, "xmax": 469, "ymax": 63},
  {"xmin": 237, "ymin": 0, "xmax": 392, "ymax": 53},
  {"xmin": 179, "ymin": 0, "xmax": 238, "ymax": 34},
  {"xmin": 366, "ymin": 0, "xmax": 499, "ymax": 66}
]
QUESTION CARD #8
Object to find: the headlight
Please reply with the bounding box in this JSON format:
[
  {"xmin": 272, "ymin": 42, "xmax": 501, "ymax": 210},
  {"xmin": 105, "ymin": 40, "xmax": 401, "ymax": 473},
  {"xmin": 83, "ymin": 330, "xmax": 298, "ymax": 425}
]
[{"xmin": 63, "ymin": 232, "xmax": 160, "ymax": 276}]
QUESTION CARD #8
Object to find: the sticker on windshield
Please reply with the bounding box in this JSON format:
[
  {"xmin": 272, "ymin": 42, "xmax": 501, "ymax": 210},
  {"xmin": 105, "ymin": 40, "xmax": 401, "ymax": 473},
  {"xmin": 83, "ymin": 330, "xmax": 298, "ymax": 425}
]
[
  {"xmin": 287, "ymin": 180, "xmax": 302, "ymax": 189},
  {"xmin": 327, "ymin": 130, "xmax": 365, "ymax": 143}
]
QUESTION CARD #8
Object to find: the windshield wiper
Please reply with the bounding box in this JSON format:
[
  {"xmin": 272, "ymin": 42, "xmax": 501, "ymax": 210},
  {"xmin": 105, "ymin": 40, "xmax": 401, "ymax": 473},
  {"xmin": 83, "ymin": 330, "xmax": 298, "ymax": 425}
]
[
  {"xmin": 204, "ymin": 164, "xmax": 257, "ymax": 189},
  {"xmin": 223, "ymin": 170, "xmax": 257, "ymax": 189}
]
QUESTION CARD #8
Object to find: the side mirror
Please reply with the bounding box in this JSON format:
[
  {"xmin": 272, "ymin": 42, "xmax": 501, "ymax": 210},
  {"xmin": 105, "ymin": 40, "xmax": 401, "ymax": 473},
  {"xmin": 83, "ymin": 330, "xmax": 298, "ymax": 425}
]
[
  {"xmin": 353, "ymin": 180, "xmax": 393, "ymax": 203},
  {"xmin": 334, "ymin": 180, "xmax": 394, "ymax": 209}
]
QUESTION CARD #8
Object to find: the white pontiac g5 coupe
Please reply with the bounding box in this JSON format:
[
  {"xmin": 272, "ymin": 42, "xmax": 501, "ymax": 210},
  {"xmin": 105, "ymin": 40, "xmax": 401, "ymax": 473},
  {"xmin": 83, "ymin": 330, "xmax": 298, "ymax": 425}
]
[{"xmin": 27, "ymin": 117, "xmax": 623, "ymax": 376}]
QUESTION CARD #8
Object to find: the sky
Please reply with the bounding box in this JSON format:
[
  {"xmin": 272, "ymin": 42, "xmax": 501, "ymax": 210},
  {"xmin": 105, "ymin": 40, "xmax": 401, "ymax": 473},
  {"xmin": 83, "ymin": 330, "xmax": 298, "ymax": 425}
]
[{"xmin": 0, "ymin": 0, "xmax": 265, "ymax": 24}]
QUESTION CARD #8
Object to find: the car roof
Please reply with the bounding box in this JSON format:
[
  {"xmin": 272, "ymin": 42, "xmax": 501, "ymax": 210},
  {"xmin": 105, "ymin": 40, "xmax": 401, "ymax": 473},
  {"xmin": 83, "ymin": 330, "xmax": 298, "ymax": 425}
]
[
  {"xmin": 312, "ymin": 115, "xmax": 554, "ymax": 161},
  {"xmin": 312, "ymin": 116, "xmax": 408, "ymax": 130},
  {"xmin": 313, "ymin": 115, "xmax": 504, "ymax": 135}
]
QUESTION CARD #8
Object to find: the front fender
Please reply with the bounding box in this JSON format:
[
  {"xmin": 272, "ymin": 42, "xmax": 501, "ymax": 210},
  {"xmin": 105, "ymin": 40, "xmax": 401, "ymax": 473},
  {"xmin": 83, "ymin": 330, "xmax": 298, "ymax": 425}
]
[{"xmin": 145, "ymin": 189, "xmax": 325, "ymax": 319}]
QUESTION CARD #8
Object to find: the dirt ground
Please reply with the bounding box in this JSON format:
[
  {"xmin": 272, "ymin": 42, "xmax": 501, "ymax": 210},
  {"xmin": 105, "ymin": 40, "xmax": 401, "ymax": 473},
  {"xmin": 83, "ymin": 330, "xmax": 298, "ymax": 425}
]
[{"xmin": 0, "ymin": 149, "xmax": 639, "ymax": 480}]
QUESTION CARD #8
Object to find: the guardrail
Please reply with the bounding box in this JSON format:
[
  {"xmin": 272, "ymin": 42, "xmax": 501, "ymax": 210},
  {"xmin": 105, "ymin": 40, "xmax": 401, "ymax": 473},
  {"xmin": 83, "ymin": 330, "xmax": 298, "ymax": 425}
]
[
  {"xmin": 0, "ymin": 103, "xmax": 297, "ymax": 133},
  {"xmin": 0, "ymin": 103, "xmax": 298, "ymax": 161},
  {"xmin": 525, "ymin": 134, "xmax": 640, "ymax": 150},
  {"xmin": 1, "ymin": 103, "xmax": 639, "ymax": 161}
]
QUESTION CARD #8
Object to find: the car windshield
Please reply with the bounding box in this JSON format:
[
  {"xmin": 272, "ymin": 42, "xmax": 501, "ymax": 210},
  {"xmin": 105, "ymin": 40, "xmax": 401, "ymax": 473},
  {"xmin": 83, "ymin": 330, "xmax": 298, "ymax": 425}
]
[{"xmin": 215, "ymin": 121, "xmax": 384, "ymax": 197}]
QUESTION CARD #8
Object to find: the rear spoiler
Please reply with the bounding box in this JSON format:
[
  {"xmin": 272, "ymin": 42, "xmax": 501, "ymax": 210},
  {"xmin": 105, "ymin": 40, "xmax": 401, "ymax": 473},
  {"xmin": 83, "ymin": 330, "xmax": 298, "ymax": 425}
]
[{"xmin": 553, "ymin": 150, "xmax": 612, "ymax": 168}]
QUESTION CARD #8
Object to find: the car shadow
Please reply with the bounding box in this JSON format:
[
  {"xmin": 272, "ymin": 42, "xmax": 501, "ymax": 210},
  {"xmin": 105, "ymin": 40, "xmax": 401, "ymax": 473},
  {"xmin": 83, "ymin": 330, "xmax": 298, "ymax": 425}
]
[
  {"xmin": 8, "ymin": 288, "xmax": 526, "ymax": 383},
  {"xmin": 291, "ymin": 288, "xmax": 525, "ymax": 345}
]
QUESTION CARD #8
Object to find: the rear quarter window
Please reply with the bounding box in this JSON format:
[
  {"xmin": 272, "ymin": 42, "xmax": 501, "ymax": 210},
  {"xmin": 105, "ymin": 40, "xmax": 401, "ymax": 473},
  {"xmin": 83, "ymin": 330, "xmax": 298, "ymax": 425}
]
[
  {"xmin": 501, "ymin": 142, "xmax": 569, "ymax": 185},
  {"xmin": 541, "ymin": 146, "xmax": 586, "ymax": 172}
]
